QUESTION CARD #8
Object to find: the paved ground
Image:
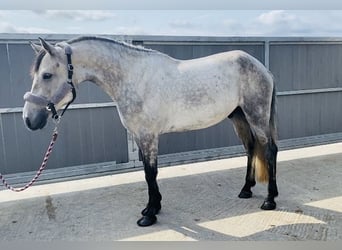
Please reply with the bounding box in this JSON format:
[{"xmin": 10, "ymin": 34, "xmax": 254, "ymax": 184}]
[{"xmin": 0, "ymin": 143, "xmax": 341, "ymax": 241}]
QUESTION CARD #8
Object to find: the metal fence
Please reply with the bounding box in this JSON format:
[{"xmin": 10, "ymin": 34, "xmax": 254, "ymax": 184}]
[{"xmin": 0, "ymin": 34, "xmax": 341, "ymax": 182}]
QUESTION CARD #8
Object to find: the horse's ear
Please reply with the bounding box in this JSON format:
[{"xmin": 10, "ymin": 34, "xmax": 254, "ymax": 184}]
[
  {"xmin": 29, "ymin": 41, "xmax": 42, "ymax": 54},
  {"xmin": 39, "ymin": 37, "xmax": 57, "ymax": 56}
]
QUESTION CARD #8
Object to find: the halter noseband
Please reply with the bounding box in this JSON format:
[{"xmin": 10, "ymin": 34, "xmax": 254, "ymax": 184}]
[{"xmin": 24, "ymin": 45, "xmax": 76, "ymax": 121}]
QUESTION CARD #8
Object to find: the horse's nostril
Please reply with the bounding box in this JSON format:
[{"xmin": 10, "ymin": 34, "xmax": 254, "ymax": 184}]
[{"xmin": 25, "ymin": 117, "xmax": 32, "ymax": 129}]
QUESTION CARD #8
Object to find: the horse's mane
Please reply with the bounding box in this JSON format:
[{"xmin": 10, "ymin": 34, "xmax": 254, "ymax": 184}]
[
  {"xmin": 32, "ymin": 36, "xmax": 162, "ymax": 74},
  {"xmin": 67, "ymin": 36, "xmax": 157, "ymax": 54}
]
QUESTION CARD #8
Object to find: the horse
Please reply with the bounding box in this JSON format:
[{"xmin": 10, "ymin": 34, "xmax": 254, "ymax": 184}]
[{"xmin": 23, "ymin": 36, "xmax": 278, "ymax": 227}]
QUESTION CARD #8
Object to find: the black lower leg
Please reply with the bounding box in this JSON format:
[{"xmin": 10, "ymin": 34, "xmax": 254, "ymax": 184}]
[
  {"xmin": 261, "ymin": 139, "xmax": 278, "ymax": 210},
  {"xmin": 239, "ymin": 155, "xmax": 256, "ymax": 199},
  {"xmin": 142, "ymin": 163, "xmax": 162, "ymax": 215},
  {"xmin": 137, "ymin": 156, "xmax": 162, "ymax": 227},
  {"xmin": 229, "ymin": 110, "xmax": 257, "ymax": 199}
]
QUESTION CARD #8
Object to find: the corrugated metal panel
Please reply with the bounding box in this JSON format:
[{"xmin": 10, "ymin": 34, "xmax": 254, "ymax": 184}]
[
  {"xmin": 270, "ymin": 44, "xmax": 342, "ymax": 91},
  {"xmin": 270, "ymin": 43, "xmax": 342, "ymax": 140},
  {"xmin": 0, "ymin": 44, "xmax": 34, "ymax": 108},
  {"xmin": 277, "ymin": 93, "xmax": 342, "ymax": 139},
  {"xmin": 0, "ymin": 107, "xmax": 128, "ymax": 175},
  {"xmin": 0, "ymin": 44, "xmax": 12, "ymax": 108}
]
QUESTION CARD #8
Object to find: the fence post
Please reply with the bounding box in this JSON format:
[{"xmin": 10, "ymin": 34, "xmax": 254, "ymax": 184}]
[{"xmin": 264, "ymin": 39, "xmax": 270, "ymax": 69}]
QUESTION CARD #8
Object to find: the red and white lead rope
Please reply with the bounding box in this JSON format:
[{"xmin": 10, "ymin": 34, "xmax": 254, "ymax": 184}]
[{"xmin": 0, "ymin": 127, "xmax": 58, "ymax": 192}]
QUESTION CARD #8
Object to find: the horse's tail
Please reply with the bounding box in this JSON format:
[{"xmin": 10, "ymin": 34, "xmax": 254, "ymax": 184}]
[
  {"xmin": 252, "ymin": 80, "xmax": 277, "ymax": 183},
  {"xmin": 252, "ymin": 141, "xmax": 268, "ymax": 183}
]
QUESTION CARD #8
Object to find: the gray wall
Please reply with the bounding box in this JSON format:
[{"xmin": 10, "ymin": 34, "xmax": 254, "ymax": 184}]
[
  {"xmin": 0, "ymin": 34, "xmax": 341, "ymax": 178},
  {"xmin": 270, "ymin": 43, "xmax": 342, "ymax": 139}
]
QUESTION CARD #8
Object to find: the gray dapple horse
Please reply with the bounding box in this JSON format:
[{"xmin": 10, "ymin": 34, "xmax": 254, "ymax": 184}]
[{"xmin": 23, "ymin": 36, "xmax": 278, "ymax": 227}]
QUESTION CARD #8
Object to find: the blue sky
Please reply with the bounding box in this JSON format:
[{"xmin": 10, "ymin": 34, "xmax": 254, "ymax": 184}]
[{"xmin": 1, "ymin": 10, "xmax": 342, "ymax": 36}]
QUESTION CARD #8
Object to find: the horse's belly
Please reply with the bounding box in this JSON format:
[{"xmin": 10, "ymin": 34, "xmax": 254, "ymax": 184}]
[{"xmin": 164, "ymin": 100, "xmax": 236, "ymax": 133}]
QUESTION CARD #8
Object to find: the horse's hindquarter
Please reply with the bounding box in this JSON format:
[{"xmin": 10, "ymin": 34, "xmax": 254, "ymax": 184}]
[{"xmin": 161, "ymin": 52, "xmax": 241, "ymax": 133}]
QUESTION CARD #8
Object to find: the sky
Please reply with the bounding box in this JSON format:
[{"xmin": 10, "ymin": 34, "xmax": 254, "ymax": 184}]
[{"xmin": 1, "ymin": 10, "xmax": 342, "ymax": 37}]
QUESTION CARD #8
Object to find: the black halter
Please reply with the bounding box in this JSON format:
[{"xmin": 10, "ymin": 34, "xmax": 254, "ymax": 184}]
[{"xmin": 47, "ymin": 45, "xmax": 77, "ymax": 120}]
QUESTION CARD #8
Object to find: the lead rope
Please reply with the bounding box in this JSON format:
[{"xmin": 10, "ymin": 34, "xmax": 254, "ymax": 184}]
[{"xmin": 0, "ymin": 125, "xmax": 59, "ymax": 192}]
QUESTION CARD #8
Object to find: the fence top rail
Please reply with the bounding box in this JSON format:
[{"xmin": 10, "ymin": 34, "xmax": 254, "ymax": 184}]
[{"xmin": 1, "ymin": 33, "xmax": 342, "ymax": 44}]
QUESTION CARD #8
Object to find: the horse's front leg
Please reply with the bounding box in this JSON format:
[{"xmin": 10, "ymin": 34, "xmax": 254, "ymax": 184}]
[{"xmin": 136, "ymin": 135, "xmax": 162, "ymax": 227}]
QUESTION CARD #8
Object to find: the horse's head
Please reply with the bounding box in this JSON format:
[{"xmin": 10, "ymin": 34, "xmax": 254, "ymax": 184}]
[{"xmin": 23, "ymin": 38, "xmax": 75, "ymax": 130}]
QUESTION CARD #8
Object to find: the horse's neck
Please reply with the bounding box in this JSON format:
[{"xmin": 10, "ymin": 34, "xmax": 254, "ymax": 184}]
[{"xmin": 72, "ymin": 42, "xmax": 144, "ymax": 101}]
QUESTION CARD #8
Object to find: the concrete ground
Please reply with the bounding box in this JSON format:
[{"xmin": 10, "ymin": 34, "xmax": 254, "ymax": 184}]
[{"xmin": 0, "ymin": 143, "xmax": 341, "ymax": 241}]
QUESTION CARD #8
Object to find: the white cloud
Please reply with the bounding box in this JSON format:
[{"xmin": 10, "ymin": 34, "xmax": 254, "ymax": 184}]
[
  {"xmin": 32, "ymin": 10, "xmax": 116, "ymax": 22},
  {"xmin": 257, "ymin": 10, "xmax": 296, "ymax": 25},
  {"xmin": 249, "ymin": 10, "xmax": 306, "ymax": 36},
  {"xmin": 0, "ymin": 21, "xmax": 52, "ymax": 33},
  {"xmin": 242, "ymin": 10, "xmax": 315, "ymax": 36}
]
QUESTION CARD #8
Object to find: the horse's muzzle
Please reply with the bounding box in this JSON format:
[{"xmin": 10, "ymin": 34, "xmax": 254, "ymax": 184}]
[{"xmin": 23, "ymin": 109, "xmax": 49, "ymax": 131}]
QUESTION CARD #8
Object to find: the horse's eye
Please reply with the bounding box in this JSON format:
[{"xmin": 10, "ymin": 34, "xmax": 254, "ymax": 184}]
[{"xmin": 43, "ymin": 73, "xmax": 52, "ymax": 80}]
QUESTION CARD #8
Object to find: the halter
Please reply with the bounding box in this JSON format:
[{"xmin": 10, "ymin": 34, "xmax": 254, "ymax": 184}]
[{"xmin": 23, "ymin": 45, "xmax": 77, "ymax": 121}]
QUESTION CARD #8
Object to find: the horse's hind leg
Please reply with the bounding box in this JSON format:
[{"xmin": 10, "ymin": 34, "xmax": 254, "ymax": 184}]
[
  {"xmin": 135, "ymin": 134, "xmax": 162, "ymax": 227},
  {"xmin": 242, "ymin": 112, "xmax": 279, "ymax": 210},
  {"xmin": 229, "ymin": 107, "xmax": 256, "ymax": 199},
  {"xmin": 261, "ymin": 137, "xmax": 278, "ymax": 210}
]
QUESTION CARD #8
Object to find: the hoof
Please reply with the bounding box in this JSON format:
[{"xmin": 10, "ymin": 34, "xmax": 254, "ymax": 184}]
[
  {"xmin": 137, "ymin": 215, "xmax": 157, "ymax": 227},
  {"xmin": 261, "ymin": 199, "xmax": 276, "ymax": 210},
  {"xmin": 238, "ymin": 190, "xmax": 253, "ymax": 199}
]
